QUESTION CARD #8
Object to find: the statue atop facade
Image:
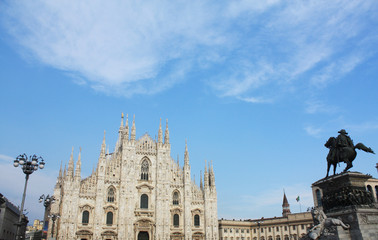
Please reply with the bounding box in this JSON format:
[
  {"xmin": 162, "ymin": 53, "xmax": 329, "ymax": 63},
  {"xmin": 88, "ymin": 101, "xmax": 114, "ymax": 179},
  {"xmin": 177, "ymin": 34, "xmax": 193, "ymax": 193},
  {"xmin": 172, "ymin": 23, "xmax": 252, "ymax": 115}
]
[{"xmin": 324, "ymin": 129, "xmax": 374, "ymax": 177}]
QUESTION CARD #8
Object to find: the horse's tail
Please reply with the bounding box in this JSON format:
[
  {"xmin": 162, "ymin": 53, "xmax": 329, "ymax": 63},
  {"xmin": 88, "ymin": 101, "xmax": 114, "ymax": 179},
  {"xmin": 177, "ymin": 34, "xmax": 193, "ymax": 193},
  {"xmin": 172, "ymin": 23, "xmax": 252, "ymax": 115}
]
[{"xmin": 355, "ymin": 143, "xmax": 375, "ymax": 154}]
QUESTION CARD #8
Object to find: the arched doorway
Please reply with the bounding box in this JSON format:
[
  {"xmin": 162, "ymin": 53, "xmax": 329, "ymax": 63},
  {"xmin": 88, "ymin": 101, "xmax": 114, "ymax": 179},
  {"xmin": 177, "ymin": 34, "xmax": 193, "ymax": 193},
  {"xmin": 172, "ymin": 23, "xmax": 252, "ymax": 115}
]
[{"xmin": 138, "ymin": 231, "xmax": 149, "ymax": 240}]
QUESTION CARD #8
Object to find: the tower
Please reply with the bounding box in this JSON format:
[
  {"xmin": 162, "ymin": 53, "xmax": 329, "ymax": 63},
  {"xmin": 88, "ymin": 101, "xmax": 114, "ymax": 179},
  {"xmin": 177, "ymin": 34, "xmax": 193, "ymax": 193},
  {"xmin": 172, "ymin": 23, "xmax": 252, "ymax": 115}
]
[{"xmin": 282, "ymin": 192, "xmax": 291, "ymax": 217}]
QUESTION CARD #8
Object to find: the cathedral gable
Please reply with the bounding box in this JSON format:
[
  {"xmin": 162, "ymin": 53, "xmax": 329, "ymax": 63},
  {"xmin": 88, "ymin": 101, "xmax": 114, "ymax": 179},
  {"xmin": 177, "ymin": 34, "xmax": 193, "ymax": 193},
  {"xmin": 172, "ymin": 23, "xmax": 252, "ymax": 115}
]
[{"xmin": 136, "ymin": 134, "xmax": 156, "ymax": 155}]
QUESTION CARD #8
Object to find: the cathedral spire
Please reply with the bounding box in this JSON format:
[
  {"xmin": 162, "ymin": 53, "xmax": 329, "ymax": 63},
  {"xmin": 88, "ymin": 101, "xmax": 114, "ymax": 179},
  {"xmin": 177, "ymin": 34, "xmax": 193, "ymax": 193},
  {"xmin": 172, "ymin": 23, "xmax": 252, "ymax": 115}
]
[
  {"xmin": 58, "ymin": 161, "xmax": 63, "ymax": 179},
  {"xmin": 131, "ymin": 115, "xmax": 136, "ymax": 141},
  {"xmin": 184, "ymin": 139, "xmax": 189, "ymax": 166},
  {"xmin": 204, "ymin": 160, "xmax": 208, "ymax": 188},
  {"xmin": 209, "ymin": 160, "xmax": 215, "ymax": 187},
  {"xmin": 164, "ymin": 119, "xmax": 169, "ymax": 144},
  {"xmin": 158, "ymin": 118, "xmax": 163, "ymax": 144},
  {"xmin": 75, "ymin": 147, "xmax": 82, "ymax": 180},
  {"xmin": 120, "ymin": 112, "xmax": 124, "ymax": 128},
  {"xmin": 282, "ymin": 191, "xmax": 291, "ymax": 217},
  {"xmin": 200, "ymin": 170, "xmax": 203, "ymax": 190},
  {"xmin": 101, "ymin": 131, "xmax": 106, "ymax": 156},
  {"xmin": 67, "ymin": 146, "xmax": 75, "ymax": 178},
  {"xmin": 124, "ymin": 113, "xmax": 129, "ymax": 140},
  {"xmin": 63, "ymin": 163, "xmax": 67, "ymax": 178}
]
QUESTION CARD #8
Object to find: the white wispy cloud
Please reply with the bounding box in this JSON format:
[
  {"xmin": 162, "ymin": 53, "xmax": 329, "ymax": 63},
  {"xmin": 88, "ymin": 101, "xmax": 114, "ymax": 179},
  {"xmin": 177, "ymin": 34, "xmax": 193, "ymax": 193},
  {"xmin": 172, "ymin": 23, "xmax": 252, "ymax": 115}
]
[
  {"xmin": 1, "ymin": 0, "xmax": 226, "ymax": 96},
  {"xmin": 304, "ymin": 125, "xmax": 323, "ymax": 137},
  {"xmin": 305, "ymin": 100, "xmax": 339, "ymax": 115},
  {"xmin": 0, "ymin": 154, "xmax": 13, "ymax": 162},
  {"xmin": 1, "ymin": 0, "xmax": 377, "ymax": 100}
]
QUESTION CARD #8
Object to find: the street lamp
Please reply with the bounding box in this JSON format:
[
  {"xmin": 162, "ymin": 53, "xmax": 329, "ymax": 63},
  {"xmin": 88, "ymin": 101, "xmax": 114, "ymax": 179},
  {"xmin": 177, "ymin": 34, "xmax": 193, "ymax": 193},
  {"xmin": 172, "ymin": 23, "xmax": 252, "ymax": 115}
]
[
  {"xmin": 13, "ymin": 154, "xmax": 45, "ymax": 240},
  {"xmin": 48, "ymin": 214, "xmax": 60, "ymax": 239},
  {"xmin": 39, "ymin": 194, "xmax": 55, "ymax": 238},
  {"xmin": 39, "ymin": 194, "xmax": 55, "ymax": 208}
]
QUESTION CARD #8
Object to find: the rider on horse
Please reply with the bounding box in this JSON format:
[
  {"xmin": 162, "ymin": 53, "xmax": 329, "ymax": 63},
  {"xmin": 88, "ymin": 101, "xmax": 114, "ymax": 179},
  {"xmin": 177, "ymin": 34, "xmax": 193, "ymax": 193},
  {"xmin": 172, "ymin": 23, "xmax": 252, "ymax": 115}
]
[{"xmin": 335, "ymin": 129, "xmax": 354, "ymax": 169}]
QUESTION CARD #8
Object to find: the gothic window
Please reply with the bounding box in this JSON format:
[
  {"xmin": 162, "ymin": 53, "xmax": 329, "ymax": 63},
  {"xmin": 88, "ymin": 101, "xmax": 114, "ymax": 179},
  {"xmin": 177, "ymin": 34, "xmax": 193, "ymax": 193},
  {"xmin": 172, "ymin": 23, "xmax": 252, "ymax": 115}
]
[
  {"xmin": 173, "ymin": 191, "xmax": 180, "ymax": 205},
  {"xmin": 316, "ymin": 189, "xmax": 322, "ymax": 207},
  {"xmin": 107, "ymin": 187, "xmax": 115, "ymax": 203},
  {"xmin": 276, "ymin": 236, "xmax": 281, "ymax": 240},
  {"xmin": 82, "ymin": 211, "xmax": 89, "ymax": 224},
  {"xmin": 141, "ymin": 159, "xmax": 149, "ymax": 180},
  {"xmin": 194, "ymin": 214, "xmax": 200, "ymax": 227},
  {"xmin": 173, "ymin": 214, "xmax": 179, "ymax": 227},
  {"xmin": 284, "ymin": 235, "xmax": 289, "ymax": 240},
  {"xmin": 141, "ymin": 194, "xmax": 148, "ymax": 209},
  {"xmin": 106, "ymin": 212, "xmax": 113, "ymax": 225}
]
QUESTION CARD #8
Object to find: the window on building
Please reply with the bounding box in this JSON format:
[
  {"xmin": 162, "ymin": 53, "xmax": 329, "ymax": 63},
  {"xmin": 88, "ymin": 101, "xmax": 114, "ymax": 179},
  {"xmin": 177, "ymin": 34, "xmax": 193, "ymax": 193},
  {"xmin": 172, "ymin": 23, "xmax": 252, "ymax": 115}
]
[
  {"xmin": 141, "ymin": 159, "xmax": 149, "ymax": 180},
  {"xmin": 284, "ymin": 226, "xmax": 287, "ymax": 231},
  {"xmin": 82, "ymin": 210, "xmax": 89, "ymax": 224},
  {"xmin": 292, "ymin": 225, "xmax": 296, "ymax": 230},
  {"xmin": 268, "ymin": 237, "xmax": 273, "ymax": 240},
  {"xmin": 194, "ymin": 214, "xmax": 200, "ymax": 227},
  {"xmin": 261, "ymin": 228, "xmax": 264, "ymax": 233},
  {"xmin": 173, "ymin": 191, "xmax": 180, "ymax": 205},
  {"xmin": 241, "ymin": 229, "xmax": 244, "ymax": 233},
  {"xmin": 293, "ymin": 234, "xmax": 297, "ymax": 240},
  {"xmin": 247, "ymin": 229, "xmax": 249, "ymax": 233},
  {"xmin": 254, "ymin": 229, "xmax": 256, "ymax": 234},
  {"xmin": 301, "ymin": 224, "xmax": 304, "ymax": 230},
  {"xmin": 276, "ymin": 227, "xmax": 279, "ymax": 231},
  {"xmin": 141, "ymin": 194, "xmax": 148, "ymax": 209},
  {"xmin": 316, "ymin": 189, "xmax": 322, "ymax": 207},
  {"xmin": 106, "ymin": 212, "xmax": 113, "ymax": 225},
  {"xmin": 107, "ymin": 187, "xmax": 115, "ymax": 202},
  {"xmin": 276, "ymin": 236, "xmax": 281, "ymax": 240},
  {"xmin": 236, "ymin": 229, "xmax": 239, "ymax": 233},
  {"xmin": 269, "ymin": 227, "xmax": 271, "ymax": 232},
  {"xmin": 284, "ymin": 235, "xmax": 289, "ymax": 240},
  {"xmin": 173, "ymin": 214, "xmax": 179, "ymax": 227},
  {"xmin": 224, "ymin": 228, "xmax": 227, "ymax": 233}
]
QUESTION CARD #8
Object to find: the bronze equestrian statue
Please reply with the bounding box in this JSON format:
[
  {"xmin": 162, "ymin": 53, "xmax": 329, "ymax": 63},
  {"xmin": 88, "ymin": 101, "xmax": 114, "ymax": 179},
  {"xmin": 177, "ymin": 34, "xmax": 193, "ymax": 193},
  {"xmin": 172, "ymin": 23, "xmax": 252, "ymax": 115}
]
[{"xmin": 325, "ymin": 129, "xmax": 374, "ymax": 178}]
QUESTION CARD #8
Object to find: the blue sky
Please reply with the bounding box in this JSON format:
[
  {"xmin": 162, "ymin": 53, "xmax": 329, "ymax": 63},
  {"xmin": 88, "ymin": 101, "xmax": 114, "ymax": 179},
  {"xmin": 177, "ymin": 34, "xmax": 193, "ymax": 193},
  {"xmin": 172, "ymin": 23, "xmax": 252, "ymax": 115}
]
[{"xmin": 1, "ymin": 0, "xmax": 378, "ymax": 223}]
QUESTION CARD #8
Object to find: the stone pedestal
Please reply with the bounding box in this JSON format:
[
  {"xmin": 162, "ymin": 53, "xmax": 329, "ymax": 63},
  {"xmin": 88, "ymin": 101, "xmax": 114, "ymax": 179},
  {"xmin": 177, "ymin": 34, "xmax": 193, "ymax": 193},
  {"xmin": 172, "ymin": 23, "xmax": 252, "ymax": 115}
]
[{"xmin": 311, "ymin": 172, "xmax": 378, "ymax": 240}]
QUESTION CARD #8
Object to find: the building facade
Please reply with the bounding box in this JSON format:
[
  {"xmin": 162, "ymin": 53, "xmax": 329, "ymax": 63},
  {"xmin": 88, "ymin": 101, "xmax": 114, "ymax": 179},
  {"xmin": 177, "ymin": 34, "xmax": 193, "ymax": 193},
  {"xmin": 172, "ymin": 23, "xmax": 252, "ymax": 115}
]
[
  {"xmin": 218, "ymin": 194, "xmax": 313, "ymax": 240},
  {"xmin": 50, "ymin": 115, "xmax": 218, "ymax": 240},
  {"xmin": 0, "ymin": 193, "xmax": 20, "ymax": 240}
]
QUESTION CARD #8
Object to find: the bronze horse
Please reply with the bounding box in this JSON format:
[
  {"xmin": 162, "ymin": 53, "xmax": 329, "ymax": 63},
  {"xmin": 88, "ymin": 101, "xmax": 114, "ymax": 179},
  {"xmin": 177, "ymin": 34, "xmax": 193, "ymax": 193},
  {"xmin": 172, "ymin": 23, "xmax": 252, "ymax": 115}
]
[{"xmin": 325, "ymin": 137, "xmax": 374, "ymax": 177}]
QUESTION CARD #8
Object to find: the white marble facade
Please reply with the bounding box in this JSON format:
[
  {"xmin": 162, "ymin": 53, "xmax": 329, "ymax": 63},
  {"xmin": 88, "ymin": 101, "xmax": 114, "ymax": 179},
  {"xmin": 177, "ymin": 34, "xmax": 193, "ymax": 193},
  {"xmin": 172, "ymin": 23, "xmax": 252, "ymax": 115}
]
[{"xmin": 49, "ymin": 115, "xmax": 218, "ymax": 240}]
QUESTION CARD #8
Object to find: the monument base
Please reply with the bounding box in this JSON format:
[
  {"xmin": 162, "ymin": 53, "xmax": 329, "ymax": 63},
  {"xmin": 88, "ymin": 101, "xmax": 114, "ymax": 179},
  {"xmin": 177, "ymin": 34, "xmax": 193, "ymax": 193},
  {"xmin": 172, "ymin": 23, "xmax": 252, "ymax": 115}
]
[{"xmin": 311, "ymin": 172, "xmax": 378, "ymax": 240}]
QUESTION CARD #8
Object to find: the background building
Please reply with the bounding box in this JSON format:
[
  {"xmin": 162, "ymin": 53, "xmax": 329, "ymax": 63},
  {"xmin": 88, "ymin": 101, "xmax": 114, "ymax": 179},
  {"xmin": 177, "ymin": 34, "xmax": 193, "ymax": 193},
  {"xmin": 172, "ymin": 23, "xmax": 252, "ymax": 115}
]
[
  {"xmin": 218, "ymin": 194, "xmax": 313, "ymax": 240},
  {"xmin": 0, "ymin": 193, "xmax": 20, "ymax": 240},
  {"xmin": 50, "ymin": 116, "xmax": 218, "ymax": 240}
]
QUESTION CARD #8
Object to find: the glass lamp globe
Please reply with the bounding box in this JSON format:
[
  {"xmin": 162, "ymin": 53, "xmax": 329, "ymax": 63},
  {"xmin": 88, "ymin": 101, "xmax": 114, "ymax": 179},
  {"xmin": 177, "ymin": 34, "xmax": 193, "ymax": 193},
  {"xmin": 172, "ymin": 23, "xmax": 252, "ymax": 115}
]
[
  {"xmin": 13, "ymin": 160, "xmax": 19, "ymax": 167},
  {"xmin": 39, "ymin": 161, "xmax": 45, "ymax": 169}
]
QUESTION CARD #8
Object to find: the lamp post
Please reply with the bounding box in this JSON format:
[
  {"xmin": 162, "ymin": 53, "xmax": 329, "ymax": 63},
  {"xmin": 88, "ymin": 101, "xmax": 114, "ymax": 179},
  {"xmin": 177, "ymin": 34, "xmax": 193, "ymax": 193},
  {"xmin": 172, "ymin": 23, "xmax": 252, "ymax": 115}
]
[
  {"xmin": 39, "ymin": 195, "xmax": 55, "ymax": 239},
  {"xmin": 13, "ymin": 154, "xmax": 45, "ymax": 240},
  {"xmin": 48, "ymin": 214, "xmax": 60, "ymax": 239}
]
